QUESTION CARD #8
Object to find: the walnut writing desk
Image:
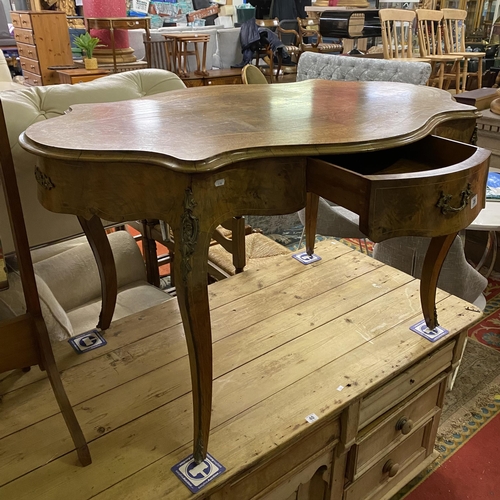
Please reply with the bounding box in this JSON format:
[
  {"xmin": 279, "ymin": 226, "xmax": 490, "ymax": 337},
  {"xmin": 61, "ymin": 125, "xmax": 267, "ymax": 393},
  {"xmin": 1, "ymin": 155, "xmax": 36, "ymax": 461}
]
[{"xmin": 20, "ymin": 80, "xmax": 490, "ymax": 464}]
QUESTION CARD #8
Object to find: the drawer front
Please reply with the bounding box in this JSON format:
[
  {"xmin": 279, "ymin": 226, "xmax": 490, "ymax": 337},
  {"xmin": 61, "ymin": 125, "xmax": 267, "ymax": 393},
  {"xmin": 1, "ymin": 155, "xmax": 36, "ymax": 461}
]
[
  {"xmin": 70, "ymin": 74, "xmax": 108, "ymax": 84},
  {"xmin": 184, "ymin": 78, "xmax": 205, "ymax": 88},
  {"xmin": 14, "ymin": 28, "xmax": 34, "ymax": 45},
  {"xmin": 344, "ymin": 426, "xmax": 427, "ymax": 500},
  {"xmin": 223, "ymin": 419, "xmax": 339, "ymax": 499},
  {"xmin": 92, "ymin": 19, "xmax": 146, "ymax": 30},
  {"xmin": 19, "ymin": 13, "xmax": 32, "ymax": 30},
  {"xmin": 258, "ymin": 449, "xmax": 332, "ymax": 500},
  {"xmin": 10, "ymin": 12, "xmax": 21, "ymax": 28},
  {"xmin": 359, "ymin": 341, "xmax": 454, "ymax": 428},
  {"xmin": 205, "ymin": 76, "xmax": 242, "ymax": 86},
  {"xmin": 19, "ymin": 57, "xmax": 40, "ymax": 76},
  {"xmin": 22, "ymin": 69, "xmax": 42, "ymax": 87},
  {"xmin": 307, "ymin": 135, "xmax": 490, "ymax": 242},
  {"xmin": 17, "ymin": 42, "xmax": 38, "ymax": 61},
  {"xmin": 352, "ymin": 375, "xmax": 445, "ymax": 479}
]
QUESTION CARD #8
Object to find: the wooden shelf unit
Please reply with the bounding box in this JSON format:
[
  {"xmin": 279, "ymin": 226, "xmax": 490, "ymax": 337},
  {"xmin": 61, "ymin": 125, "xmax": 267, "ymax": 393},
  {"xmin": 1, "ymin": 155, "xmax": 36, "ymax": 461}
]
[{"xmin": 10, "ymin": 10, "xmax": 73, "ymax": 86}]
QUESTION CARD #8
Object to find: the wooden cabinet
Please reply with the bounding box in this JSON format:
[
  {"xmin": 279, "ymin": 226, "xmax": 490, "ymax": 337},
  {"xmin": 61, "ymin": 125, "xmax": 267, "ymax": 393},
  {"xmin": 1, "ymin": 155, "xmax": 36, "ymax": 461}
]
[
  {"xmin": 10, "ymin": 10, "xmax": 73, "ymax": 86},
  {"xmin": 0, "ymin": 239, "xmax": 479, "ymax": 500}
]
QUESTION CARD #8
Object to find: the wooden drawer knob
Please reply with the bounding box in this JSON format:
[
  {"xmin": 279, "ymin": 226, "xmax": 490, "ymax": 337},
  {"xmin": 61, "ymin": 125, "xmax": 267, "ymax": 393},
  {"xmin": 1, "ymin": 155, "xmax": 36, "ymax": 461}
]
[
  {"xmin": 382, "ymin": 459, "xmax": 400, "ymax": 478},
  {"xmin": 395, "ymin": 416, "xmax": 413, "ymax": 435}
]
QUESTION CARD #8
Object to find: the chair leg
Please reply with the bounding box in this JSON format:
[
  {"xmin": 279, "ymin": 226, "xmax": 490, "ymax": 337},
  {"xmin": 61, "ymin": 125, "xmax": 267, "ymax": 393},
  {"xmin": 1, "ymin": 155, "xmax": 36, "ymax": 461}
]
[
  {"xmin": 462, "ymin": 59, "xmax": 469, "ymax": 93},
  {"xmin": 455, "ymin": 60, "xmax": 461, "ymax": 94},
  {"xmin": 141, "ymin": 219, "xmax": 161, "ymax": 288},
  {"xmin": 231, "ymin": 216, "xmax": 246, "ymax": 274},
  {"xmin": 438, "ymin": 62, "xmax": 445, "ymax": 90},
  {"xmin": 477, "ymin": 56, "xmax": 483, "ymax": 90}
]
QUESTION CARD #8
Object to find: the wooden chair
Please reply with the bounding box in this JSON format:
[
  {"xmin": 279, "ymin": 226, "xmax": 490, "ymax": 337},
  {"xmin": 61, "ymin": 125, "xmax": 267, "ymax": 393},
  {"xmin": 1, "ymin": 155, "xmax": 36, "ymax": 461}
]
[
  {"xmin": 255, "ymin": 18, "xmax": 282, "ymax": 82},
  {"xmin": 277, "ymin": 19, "xmax": 303, "ymax": 65},
  {"xmin": 242, "ymin": 63, "xmax": 269, "ymax": 84},
  {"xmin": 144, "ymin": 37, "xmax": 174, "ymax": 71},
  {"xmin": 0, "ymin": 99, "xmax": 91, "ymax": 467},
  {"xmin": 416, "ymin": 9, "xmax": 464, "ymax": 92},
  {"xmin": 296, "ymin": 18, "xmax": 343, "ymax": 55},
  {"xmin": 380, "ymin": 9, "xmax": 430, "ymax": 63},
  {"xmin": 442, "ymin": 8, "xmax": 485, "ymax": 91}
]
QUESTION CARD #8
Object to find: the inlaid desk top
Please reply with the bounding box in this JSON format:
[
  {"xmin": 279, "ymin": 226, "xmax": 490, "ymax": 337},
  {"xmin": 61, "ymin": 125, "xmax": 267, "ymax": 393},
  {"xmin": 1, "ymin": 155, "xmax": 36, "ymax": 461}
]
[
  {"xmin": 19, "ymin": 79, "xmax": 488, "ymax": 466},
  {"xmin": 21, "ymin": 79, "xmax": 476, "ymax": 172}
]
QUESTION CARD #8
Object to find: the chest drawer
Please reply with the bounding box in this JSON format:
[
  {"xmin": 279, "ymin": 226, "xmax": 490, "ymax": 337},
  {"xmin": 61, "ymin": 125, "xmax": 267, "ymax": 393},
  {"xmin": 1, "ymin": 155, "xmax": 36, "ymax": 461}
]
[
  {"xmin": 211, "ymin": 419, "xmax": 339, "ymax": 499},
  {"xmin": 10, "ymin": 12, "xmax": 21, "ymax": 28},
  {"xmin": 349, "ymin": 375, "xmax": 445, "ymax": 480},
  {"xmin": 14, "ymin": 28, "xmax": 34, "ymax": 45},
  {"xmin": 307, "ymin": 135, "xmax": 490, "ymax": 242},
  {"xmin": 359, "ymin": 341, "xmax": 454, "ymax": 428},
  {"xmin": 344, "ymin": 425, "xmax": 427, "ymax": 500},
  {"xmin": 19, "ymin": 57, "xmax": 40, "ymax": 76},
  {"xmin": 19, "ymin": 13, "xmax": 32, "ymax": 30},
  {"xmin": 17, "ymin": 42, "xmax": 38, "ymax": 61},
  {"xmin": 22, "ymin": 69, "xmax": 42, "ymax": 86}
]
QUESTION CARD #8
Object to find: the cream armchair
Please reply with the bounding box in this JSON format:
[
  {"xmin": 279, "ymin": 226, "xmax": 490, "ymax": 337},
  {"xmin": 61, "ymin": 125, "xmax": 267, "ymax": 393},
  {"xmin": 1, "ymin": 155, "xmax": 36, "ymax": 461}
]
[
  {"xmin": 0, "ymin": 230, "xmax": 172, "ymax": 340},
  {"xmin": 0, "ymin": 69, "xmax": 185, "ymax": 339}
]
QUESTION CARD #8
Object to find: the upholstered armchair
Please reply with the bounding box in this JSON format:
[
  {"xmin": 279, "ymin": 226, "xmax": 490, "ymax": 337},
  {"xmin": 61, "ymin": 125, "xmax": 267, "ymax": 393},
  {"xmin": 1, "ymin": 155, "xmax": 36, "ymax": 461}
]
[
  {"xmin": 0, "ymin": 68, "xmax": 186, "ymax": 254},
  {"xmin": 0, "ymin": 69, "xmax": 186, "ymax": 339}
]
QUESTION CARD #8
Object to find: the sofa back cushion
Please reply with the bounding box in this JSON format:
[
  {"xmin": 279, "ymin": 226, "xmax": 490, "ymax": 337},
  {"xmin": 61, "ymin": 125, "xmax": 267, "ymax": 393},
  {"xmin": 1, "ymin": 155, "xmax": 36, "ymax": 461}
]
[{"xmin": 297, "ymin": 52, "xmax": 431, "ymax": 85}]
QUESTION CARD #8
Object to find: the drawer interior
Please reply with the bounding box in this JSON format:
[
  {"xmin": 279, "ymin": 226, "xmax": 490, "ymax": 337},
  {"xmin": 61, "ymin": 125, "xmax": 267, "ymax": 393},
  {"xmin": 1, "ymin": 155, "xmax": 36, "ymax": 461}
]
[{"xmin": 315, "ymin": 136, "xmax": 478, "ymax": 176}]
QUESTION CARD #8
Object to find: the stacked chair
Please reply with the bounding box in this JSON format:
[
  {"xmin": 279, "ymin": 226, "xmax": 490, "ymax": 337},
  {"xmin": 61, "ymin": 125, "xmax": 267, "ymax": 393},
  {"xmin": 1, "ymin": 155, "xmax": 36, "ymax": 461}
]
[
  {"xmin": 416, "ymin": 9, "xmax": 464, "ymax": 92},
  {"xmin": 442, "ymin": 8, "xmax": 485, "ymax": 91}
]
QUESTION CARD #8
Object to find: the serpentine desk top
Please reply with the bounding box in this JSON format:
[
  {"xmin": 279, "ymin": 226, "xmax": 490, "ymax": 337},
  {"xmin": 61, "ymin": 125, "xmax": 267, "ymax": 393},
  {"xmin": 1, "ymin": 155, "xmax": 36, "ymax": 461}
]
[
  {"xmin": 20, "ymin": 79, "xmax": 476, "ymax": 172},
  {"xmin": 18, "ymin": 79, "xmax": 486, "ymax": 465}
]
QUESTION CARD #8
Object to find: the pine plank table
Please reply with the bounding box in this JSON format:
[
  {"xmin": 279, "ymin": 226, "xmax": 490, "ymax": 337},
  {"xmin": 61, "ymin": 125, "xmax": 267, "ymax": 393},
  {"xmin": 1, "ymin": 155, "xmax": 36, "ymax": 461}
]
[
  {"xmin": 19, "ymin": 80, "xmax": 490, "ymax": 466},
  {"xmin": 0, "ymin": 241, "xmax": 482, "ymax": 499}
]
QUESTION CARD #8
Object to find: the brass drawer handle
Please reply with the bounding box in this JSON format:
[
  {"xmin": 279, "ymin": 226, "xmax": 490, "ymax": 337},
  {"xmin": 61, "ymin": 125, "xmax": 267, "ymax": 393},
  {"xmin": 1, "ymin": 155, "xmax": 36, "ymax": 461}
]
[
  {"xmin": 383, "ymin": 459, "xmax": 400, "ymax": 478},
  {"xmin": 436, "ymin": 183, "xmax": 472, "ymax": 214},
  {"xmin": 395, "ymin": 416, "xmax": 413, "ymax": 435}
]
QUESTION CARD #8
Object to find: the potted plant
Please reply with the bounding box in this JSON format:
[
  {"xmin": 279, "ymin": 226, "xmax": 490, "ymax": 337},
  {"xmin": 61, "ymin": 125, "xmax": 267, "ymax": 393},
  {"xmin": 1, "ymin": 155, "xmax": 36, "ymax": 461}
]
[{"xmin": 74, "ymin": 32, "xmax": 100, "ymax": 70}]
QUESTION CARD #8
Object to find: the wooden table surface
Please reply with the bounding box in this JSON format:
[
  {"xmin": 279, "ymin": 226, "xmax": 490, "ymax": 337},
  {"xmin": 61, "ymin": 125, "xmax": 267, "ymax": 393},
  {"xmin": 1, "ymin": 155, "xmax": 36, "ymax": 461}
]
[
  {"xmin": 22, "ymin": 79, "xmax": 477, "ymax": 171},
  {"xmin": 20, "ymin": 80, "xmax": 488, "ymax": 465},
  {"xmin": 0, "ymin": 241, "xmax": 481, "ymax": 500}
]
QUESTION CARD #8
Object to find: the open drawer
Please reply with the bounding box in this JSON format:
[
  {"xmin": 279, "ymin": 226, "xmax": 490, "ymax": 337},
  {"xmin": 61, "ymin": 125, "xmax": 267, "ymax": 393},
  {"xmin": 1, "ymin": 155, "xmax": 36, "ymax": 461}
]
[{"xmin": 306, "ymin": 135, "xmax": 490, "ymax": 242}]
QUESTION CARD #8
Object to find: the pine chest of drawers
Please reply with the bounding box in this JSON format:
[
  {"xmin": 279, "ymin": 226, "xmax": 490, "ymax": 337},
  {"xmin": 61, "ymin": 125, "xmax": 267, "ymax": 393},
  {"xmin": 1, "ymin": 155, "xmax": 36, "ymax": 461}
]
[{"xmin": 10, "ymin": 10, "xmax": 73, "ymax": 86}]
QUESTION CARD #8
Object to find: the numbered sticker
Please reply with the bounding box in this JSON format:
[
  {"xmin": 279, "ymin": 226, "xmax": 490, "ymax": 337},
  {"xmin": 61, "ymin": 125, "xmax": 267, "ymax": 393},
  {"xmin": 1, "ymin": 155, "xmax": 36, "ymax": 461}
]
[
  {"xmin": 471, "ymin": 194, "xmax": 478, "ymax": 209},
  {"xmin": 305, "ymin": 413, "xmax": 319, "ymax": 423}
]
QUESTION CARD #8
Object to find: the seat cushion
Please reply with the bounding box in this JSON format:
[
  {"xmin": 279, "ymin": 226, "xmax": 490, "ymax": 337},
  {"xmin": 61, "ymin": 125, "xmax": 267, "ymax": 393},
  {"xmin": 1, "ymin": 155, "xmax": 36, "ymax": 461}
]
[
  {"xmin": 0, "ymin": 271, "xmax": 74, "ymax": 341},
  {"xmin": 67, "ymin": 280, "xmax": 171, "ymax": 335},
  {"xmin": 208, "ymin": 232, "xmax": 291, "ymax": 275},
  {"xmin": 33, "ymin": 230, "xmax": 148, "ymax": 312}
]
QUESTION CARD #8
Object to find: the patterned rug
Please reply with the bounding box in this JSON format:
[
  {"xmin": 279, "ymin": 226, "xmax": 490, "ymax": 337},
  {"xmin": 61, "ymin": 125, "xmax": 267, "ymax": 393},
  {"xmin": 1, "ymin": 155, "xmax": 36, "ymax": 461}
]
[{"xmin": 468, "ymin": 273, "xmax": 500, "ymax": 351}]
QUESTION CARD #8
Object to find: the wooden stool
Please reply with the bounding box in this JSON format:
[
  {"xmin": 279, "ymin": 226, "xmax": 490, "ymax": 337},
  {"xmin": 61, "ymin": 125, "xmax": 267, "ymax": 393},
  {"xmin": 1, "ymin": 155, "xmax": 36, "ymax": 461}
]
[{"xmin": 163, "ymin": 33, "xmax": 210, "ymax": 78}]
